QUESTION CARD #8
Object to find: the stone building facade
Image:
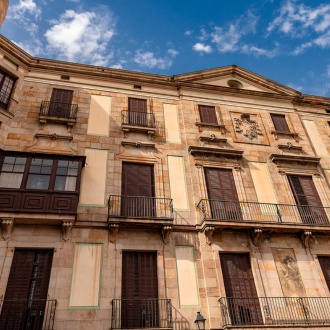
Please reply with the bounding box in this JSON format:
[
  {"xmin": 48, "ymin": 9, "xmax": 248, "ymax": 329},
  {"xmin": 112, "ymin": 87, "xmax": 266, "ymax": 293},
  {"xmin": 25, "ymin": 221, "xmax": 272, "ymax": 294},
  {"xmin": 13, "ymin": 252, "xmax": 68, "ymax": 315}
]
[
  {"xmin": 1, "ymin": 34, "xmax": 330, "ymax": 329},
  {"xmin": 0, "ymin": 0, "xmax": 8, "ymax": 27}
]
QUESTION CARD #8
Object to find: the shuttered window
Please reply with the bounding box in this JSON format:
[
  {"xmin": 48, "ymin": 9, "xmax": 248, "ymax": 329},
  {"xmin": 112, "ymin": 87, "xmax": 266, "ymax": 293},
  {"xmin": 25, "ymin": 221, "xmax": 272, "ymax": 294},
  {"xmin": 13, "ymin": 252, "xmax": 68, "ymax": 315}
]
[
  {"xmin": 198, "ymin": 105, "xmax": 218, "ymax": 124},
  {"xmin": 220, "ymin": 253, "xmax": 262, "ymax": 325},
  {"xmin": 288, "ymin": 175, "xmax": 328, "ymax": 224},
  {"xmin": 0, "ymin": 69, "xmax": 15, "ymax": 110},
  {"xmin": 49, "ymin": 89, "xmax": 73, "ymax": 117},
  {"xmin": 122, "ymin": 251, "xmax": 158, "ymax": 328},
  {"xmin": 0, "ymin": 250, "xmax": 53, "ymax": 329},
  {"xmin": 271, "ymin": 114, "xmax": 290, "ymax": 132},
  {"xmin": 121, "ymin": 163, "xmax": 155, "ymax": 217},
  {"xmin": 205, "ymin": 168, "xmax": 241, "ymax": 220},
  {"xmin": 318, "ymin": 257, "xmax": 330, "ymax": 292},
  {"xmin": 128, "ymin": 98, "xmax": 148, "ymax": 126}
]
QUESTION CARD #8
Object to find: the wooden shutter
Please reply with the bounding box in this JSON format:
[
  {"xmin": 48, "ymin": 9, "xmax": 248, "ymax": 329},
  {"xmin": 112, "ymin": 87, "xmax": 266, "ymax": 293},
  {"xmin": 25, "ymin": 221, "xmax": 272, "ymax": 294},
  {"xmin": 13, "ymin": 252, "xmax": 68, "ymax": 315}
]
[
  {"xmin": 128, "ymin": 98, "xmax": 148, "ymax": 126},
  {"xmin": 271, "ymin": 114, "xmax": 290, "ymax": 132},
  {"xmin": 49, "ymin": 89, "xmax": 73, "ymax": 117},
  {"xmin": 220, "ymin": 253, "xmax": 262, "ymax": 325},
  {"xmin": 204, "ymin": 168, "xmax": 241, "ymax": 220},
  {"xmin": 288, "ymin": 175, "xmax": 328, "ymax": 224},
  {"xmin": 0, "ymin": 249, "xmax": 53, "ymax": 329},
  {"xmin": 121, "ymin": 163, "xmax": 155, "ymax": 217},
  {"xmin": 318, "ymin": 257, "xmax": 330, "ymax": 291},
  {"xmin": 198, "ymin": 105, "xmax": 218, "ymax": 124},
  {"xmin": 122, "ymin": 252, "xmax": 158, "ymax": 328}
]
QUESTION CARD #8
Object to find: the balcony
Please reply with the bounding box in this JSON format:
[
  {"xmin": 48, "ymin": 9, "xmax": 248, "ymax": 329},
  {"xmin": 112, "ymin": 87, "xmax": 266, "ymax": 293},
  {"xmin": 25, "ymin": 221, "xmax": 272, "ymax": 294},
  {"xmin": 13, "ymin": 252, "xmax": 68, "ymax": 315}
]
[
  {"xmin": 197, "ymin": 199, "xmax": 330, "ymax": 234},
  {"xmin": 111, "ymin": 299, "xmax": 172, "ymax": 329},
  {"xmin": 0, "ymin": 299, "xmax": 57, "ymax": 330},
  {"xmin": 108, "ymin": 195, "xmax": 173, "ymax": 228},
  {"xmin": 39, "ymin": 101, "xmax": 78, "ymax": 128},
  {"xmin": 220, "ymin": 297, "xmax": 330, "ymax": 327},
  {"xmin": 121, "ymin": 110, "xmax": 156, "ymax": 139}
]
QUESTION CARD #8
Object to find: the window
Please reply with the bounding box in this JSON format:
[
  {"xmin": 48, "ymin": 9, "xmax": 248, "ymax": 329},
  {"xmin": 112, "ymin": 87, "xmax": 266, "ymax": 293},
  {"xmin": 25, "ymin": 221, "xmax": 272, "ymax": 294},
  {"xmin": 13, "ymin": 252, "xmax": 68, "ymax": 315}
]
[
  {"xmin": 128, "ymin": 97, "xmax": 148, "ymax": 126},
  {"xmin": 198, "ymin": 105, "xmax": 218, "ymax": 124},
  {"xmin": 288, "ymin": 175, "xmax": 328, "ymax": 225},
  {"xmin": 0, "ymin": 152, "xmax": 84, "ymax": 192},
  {"xmin": 48, "ymin": 88, "xmax": 73, "ymax": 118},
  {"xmin": 318, "ymin": 257, "xmax": 330, "ymax": 292},
  {"xmin": 271, "ymin": 114, "xmax": 290, "ymax": 133},
  {"xmin": 204, "ymin": 168, "xmax": 242, "ymax": 220},
  {"xmin": 0, "ymin": 69, "xmax": 15, "ymax": 110}
]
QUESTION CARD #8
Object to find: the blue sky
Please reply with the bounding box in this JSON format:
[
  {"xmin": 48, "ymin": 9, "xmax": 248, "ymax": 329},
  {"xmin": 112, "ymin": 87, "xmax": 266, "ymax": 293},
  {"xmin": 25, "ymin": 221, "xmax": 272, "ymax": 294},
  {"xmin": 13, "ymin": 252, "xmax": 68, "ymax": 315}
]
[{"xmin": 1, "ymin": 0, "xmax": 330, "ymax": 96}]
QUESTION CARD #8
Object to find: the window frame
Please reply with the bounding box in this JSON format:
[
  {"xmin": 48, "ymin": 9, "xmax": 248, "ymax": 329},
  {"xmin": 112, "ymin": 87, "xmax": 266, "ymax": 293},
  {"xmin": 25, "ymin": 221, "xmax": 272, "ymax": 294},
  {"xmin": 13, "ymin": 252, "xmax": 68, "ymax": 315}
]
[
  {"xmin": 0, "ymin": 68, "xmax": 16, "ymax": 111},
  {"xmin": 270, "ymin": 113, "xmax": 290, "ymax": 133},
  {"xmin": 198, "ymin": 105, "xmax": 218, "ymax": 125},
  {"xmin": 0, "ymin": 151, "xmax": 85, "ymax": 193}
]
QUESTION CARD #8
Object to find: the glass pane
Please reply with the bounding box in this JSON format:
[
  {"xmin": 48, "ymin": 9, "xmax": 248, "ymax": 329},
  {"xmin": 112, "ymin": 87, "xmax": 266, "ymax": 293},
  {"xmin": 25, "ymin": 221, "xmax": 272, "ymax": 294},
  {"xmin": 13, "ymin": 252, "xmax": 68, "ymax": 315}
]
[
  {"xmin": 16, "ymin": 157, "xmax": 27, "ymax": 165},
  {"xmin": 13, "ymin": 164, "xmax": 25, "ymax": 172},
  {"xmin": 67, "ymin": 168, "xmax": 78, "ymax": 176},
  {"xmin": 69, "ymin": 161, "xmax": 79, "ymax": 168},
  {"xmin": 58, "ymin": 160, "xmax": 68, "ymax": 167},
  {"xmin": 26, "ymin": 174, "xmax": 50, "ymax": 190},
  {"xmin": 2, "ymin": 164, "xmax": 14, "ymax": 172},
  {"xmin": 30, "ymin": 165, "xmax": 41, "ymax": 174},
  {"xmin": 4, "ymin": 157, "xmax": 16, "ymax": 164},
  {"xmin": 0, "ymin": 173, "xmax": 23, "ymax": 188},
  {"xmin": 55, "ymin": 176, "xmax": 76, "ymax": 191}
]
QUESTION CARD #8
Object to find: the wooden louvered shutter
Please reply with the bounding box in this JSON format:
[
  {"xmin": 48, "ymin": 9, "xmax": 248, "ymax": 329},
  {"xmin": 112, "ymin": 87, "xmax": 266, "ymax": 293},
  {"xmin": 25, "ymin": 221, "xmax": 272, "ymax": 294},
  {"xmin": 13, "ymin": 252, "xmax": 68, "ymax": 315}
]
[
  {"xmin": 128, "ymin": 98, "xmax": 148, "ymax": 126},
  {"xmin": 122, "ymin": 252, "xmax": 158, "ymax": 328},
  {"xmin": 288, "ymin": 175, "xmax": 328, "ymax": 224},
  {"xmin": 0, "ymin": 250, "xmax": 53, "ymax": 329},
  {"xmin": 198, "ymin": 105, "xmax": 218, "ymax": 124},
  {"xmin": 121, "ymin": 163, "xmax": 155, "ymax": 217},
  {"xmin": 271, "ymin": 114, "xmax": 290, "ymax": 132},
  {"xmin": 220, "ymin": 253, "xmax": 262, "ymax": 325},
  {"xmin": 205, "ymin": 168, "xmax": 241, "ymax": 220},
  {"xmin": 318, "ymin": 257, "xmax": 330, "ymax": 291},
  {"xmin": 49, "ymin": 89, "xmax": 73, "ymax": 117}
]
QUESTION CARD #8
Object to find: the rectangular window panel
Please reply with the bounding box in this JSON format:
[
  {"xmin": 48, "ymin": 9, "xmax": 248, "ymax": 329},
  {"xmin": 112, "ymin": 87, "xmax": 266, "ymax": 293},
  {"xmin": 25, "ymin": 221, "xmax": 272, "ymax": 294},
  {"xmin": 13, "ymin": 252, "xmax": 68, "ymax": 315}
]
[
  {"xmin": 26, "ymin": 159, "xmax": 53, "ymax": 190},
  {"xmin": 271, "ymin": 114, "xmax": 290, "ymax": 132},
  {"xmin": 0, "ymin": 69, "xmax": 15, "ymax": 109},
  {"xmin": 0, "ymin": 156, "xmax": 27, "ymax": 188},
  {"xmin": 198, "ymin": 105, "xmax": 218, "ymax": 124},
  {"xmin": 318, "ymin": 256, "xmax": 330, "ymax": 292},
  {"xmin": 54, "ymin": 160, "xmax": 78, "ymax": 191}
]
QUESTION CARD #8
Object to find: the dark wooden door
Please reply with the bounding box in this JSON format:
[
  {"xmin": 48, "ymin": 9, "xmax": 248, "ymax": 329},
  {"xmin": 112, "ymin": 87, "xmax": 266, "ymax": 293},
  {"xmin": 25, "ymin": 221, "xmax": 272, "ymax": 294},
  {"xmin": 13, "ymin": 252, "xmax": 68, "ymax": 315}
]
[
  {"xmin": 121, "ymin": 163, "xmax": 155, "ymax": 218},
  {"xmin": 128, "ymin": 98, "xmax": 148, "ymax": 126},
  {"xmin": 0, "ymin": 249, "xmax": 53, "ymax": 330},
  {"xmin": 220, "ymin": 253, "xmax": 263, "ymax": 325},
  {"xmin": 49, "ymin": 89, "xmax": 73, "ymax": 117},
  {"xmin": 288, "ymin": 175, "xmax": 328, "ymax": 225},
  {"xmin": 122, "ymin": 252, "xmax": 158, "ymax": 329},
  {"xmin": 318, "ymin": 257, "xmax": 330, "ymax": 291},
  {"xmin": 205, "ymin": 168, "xmax": 242, "ymax": 220}
]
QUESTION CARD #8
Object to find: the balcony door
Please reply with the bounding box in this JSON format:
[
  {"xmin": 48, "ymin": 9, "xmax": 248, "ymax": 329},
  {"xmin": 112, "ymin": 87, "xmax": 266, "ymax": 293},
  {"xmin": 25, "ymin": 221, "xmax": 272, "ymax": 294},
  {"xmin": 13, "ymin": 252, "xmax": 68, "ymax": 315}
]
[
  {"xmin": 205, "ymin": 168, "xmax": 242, "ymax": 220},
  {"xmin": 0, "ymin": 249, "xmax": 53, "ymax": 330},
  {"xmin": 121, "ymin": 163, "xmax": 155, "ymax": 218},
  {"xmin": 49, "ymin": 89, "xmax": 73, "ymax": 118},
  {"xmin": 220, "ymin": 253, "xmax": 263, "ymax": 325},
  {"xmin": 288, "ymin": 175, "xmax": 328, "ymax": 225},
  {"xmin": 121, "ymin": 251, "xmax": 159, "ymax": 329},
  {"xmin": 128, "ymin": 98, "xmax": 148, "ymax": 126}
]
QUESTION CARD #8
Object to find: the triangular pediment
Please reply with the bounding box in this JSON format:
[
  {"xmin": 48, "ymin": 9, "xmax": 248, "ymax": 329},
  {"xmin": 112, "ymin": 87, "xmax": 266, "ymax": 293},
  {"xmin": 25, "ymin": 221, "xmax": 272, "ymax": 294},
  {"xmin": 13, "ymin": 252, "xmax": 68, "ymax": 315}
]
[{"xmin": 173, "ymin": 65, "xmax": 299, "ymax": 96}]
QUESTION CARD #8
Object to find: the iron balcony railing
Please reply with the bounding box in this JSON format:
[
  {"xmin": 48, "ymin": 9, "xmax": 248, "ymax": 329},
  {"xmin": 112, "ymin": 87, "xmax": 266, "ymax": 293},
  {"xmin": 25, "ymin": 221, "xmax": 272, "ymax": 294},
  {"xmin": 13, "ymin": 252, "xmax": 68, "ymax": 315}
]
[
  {"xmin": 121, "ymin": 110, "xmax": 156, "ymax": 128},
  {"xmin": 0, "ymin": 299, "xmax": 57, "ymax": 330},
  {"xmin": 40, "ymin": 101, "xmax": 78, "ymax": 120},
  {"xmin": 197, "ymin": 199, "xmax": 330, "ymax": 226},
  {"xmin": 108, "ymin": 195, "xmax": 173, "ymax": 220},
  {"xmin": 111, "ymin": 299, "xmax": 172, "ymax": 329},
  {"xmin": 220, "ymin": 297, "xmax": 330, "ymax": 326},
  {"xmin": 0, "ymin": 90, "xmax": 11, "ymax": 110}
]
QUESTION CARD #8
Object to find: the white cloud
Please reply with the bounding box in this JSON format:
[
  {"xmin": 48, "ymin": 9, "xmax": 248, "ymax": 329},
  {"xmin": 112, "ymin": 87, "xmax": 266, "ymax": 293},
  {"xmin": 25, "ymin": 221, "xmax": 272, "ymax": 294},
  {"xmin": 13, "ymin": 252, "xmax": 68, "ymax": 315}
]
[
  {"xmin": 327, "ymin": 65, "xmax": 330, "ymax": 77},
  {"xmin": 8, "ymin": 0, "xmax": 41, "ymax": 20},
  {"xmin": 168, "ymin": 49, "xmax": 179, "ymax": 57},
  {"xmin": 197, "ymin": 28, "xmax": 209, "ymax": 41},
  {"xmin": 192, "ymin": 43, "xmax": 212, "ymax": 54},
  {"xmin": 184, "ymin": 30, "xmax": 193, "ymax": 36},
  {"xmin": 286, "ymin": 83, "xmax": 304, "ymax": 92},
  {"xmin": 241, "ymin": 45, "xmax": 278, "ymax": 58},
  {"xmin": 210, "ymin": 12, "xmax": 258, "ymax": 53},
  {"xmin": 133, "ymin": 51, "xmax": 172, "ymax": 69},
  {"xmin": 44, "ymin": 9, "xmax": 115, "ymax": 66}
]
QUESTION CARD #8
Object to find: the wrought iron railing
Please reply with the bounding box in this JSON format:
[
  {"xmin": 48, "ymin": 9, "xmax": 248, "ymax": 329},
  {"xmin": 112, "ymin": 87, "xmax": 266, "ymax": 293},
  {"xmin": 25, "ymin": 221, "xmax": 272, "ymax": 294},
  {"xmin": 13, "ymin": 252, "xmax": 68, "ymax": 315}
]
[
  {"xmin": 0, "ymin": 299, "xmax": 57, "ymax": 329},
  {"xmin": 111, "ymin": 299, "xmax": 172, "ymax": 329},
  {"xmin": 121, "ymin": 110, "xmax": 156, "ymax": 128},
  {"xmin": 197, "ymin": 199, "xmax": 330, "ymax": 226},
  {"xmin": 0, "ymin": 90, "xmax": 11, "ymax": 110},
  {"xmin": 40, "ymin": 101, "xmax": 78, "ymax": 119},
  {"xmin": 108, "ymin": 195, "xmax": 173, "ymax": 219},
  {"xmin": 219, "ymin": 297, "xmax": 330, "ymax": 326}
]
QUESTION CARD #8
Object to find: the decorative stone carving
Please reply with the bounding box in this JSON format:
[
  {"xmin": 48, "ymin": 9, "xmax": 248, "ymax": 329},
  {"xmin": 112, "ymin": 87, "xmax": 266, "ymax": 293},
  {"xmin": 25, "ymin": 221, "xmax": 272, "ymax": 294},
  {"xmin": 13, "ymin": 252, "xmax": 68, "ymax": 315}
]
[
  {"xmin": 251, "ymin": 228, "xmax": 263, "ymax": 246},
  {"xmin": 204, "ymin": 226, "xmax": 215, "ymax": 245},
  {"xmin": 2, "ymin": 218, "xmax": 14, "ymax": 240},
  {"xmin": 162, "ymin": 226, "xmax": 172, "ymax": 244},
  {"xmin": 62, "ymin": 221, "xmax": 73, "ymax": 242},
  {"xmin": 301, "ymin": 231, "xmax": 315, "ymax": 248},
  {"xmin": 109, "ymin": 223, "xmax": 119, "ymax": 243},
  {"xmin": 234, "ymin": 114, "xmax": 263, "ymax": 140}
]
